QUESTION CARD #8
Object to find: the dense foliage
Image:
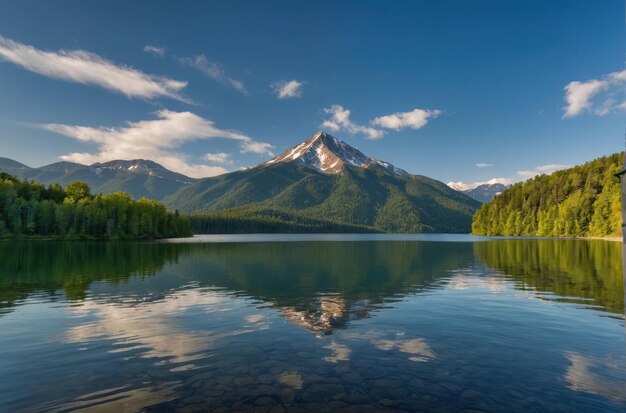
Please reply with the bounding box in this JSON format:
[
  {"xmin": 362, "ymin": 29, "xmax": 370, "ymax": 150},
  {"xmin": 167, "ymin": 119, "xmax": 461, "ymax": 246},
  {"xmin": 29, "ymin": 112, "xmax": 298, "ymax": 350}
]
[
  {"xmin": 472, "ymin": 153, "xmax": 622, "ymax": 237},
  {"xmin": 0, "ymin": 173, "xmax": 191, "ymax": 239},
  {"xmin": 190, "ymin": 207, "xmax": 379, "ymax": 233},
  {"xmin": 166, "ymin": 163, "xmax": 480, "ymax": 233},
  {"xmin": 0, "ymin": 242, "xmax": 181, "ymax": 307}
]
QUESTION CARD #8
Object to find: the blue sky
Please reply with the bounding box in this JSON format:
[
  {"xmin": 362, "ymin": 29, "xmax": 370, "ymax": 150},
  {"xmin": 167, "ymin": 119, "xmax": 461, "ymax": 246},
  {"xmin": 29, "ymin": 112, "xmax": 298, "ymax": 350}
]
[{"xmin": 0, "ymin": 1, "xmax": 624, "ymax": 185}]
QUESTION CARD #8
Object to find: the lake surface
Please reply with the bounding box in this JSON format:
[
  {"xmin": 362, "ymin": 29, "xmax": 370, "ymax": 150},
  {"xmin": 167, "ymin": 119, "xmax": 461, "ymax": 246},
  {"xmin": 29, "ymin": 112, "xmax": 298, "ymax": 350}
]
[{"xmin": 0, "ymin": 235, "xmax": 624, "ymax": 412}]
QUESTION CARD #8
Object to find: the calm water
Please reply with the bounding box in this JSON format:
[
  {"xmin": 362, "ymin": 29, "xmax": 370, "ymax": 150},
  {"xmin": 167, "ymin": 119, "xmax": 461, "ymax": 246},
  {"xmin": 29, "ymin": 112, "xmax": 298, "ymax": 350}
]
[{"xmin": 0, "ymin": 235, "xmax": 624, "ymax": 412}]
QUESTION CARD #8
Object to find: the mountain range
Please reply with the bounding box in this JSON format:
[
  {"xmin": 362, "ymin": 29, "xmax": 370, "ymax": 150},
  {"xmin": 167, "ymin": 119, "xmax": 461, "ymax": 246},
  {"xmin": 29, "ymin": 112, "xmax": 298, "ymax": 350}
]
[
  {"xmin": 163, "ymin": 132, "xmax": 480, "ymax": 233},
  {"xmin": 0, "ymin": 157, "xmax": 197, "ymax": 200},
  {"xmin": 1, "ymin": 131, "xmax": 481, "ymax": 233},
  {"xmin": 447, "ymin": 181, "xmax": 509, "ymax": 202}
]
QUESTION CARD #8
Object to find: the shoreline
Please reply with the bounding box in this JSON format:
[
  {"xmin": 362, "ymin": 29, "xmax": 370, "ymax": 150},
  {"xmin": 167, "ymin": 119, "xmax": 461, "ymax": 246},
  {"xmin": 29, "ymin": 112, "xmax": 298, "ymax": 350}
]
[{"xmin": 1, "ymin": 234, "xmax": 622, "ymax": 242}]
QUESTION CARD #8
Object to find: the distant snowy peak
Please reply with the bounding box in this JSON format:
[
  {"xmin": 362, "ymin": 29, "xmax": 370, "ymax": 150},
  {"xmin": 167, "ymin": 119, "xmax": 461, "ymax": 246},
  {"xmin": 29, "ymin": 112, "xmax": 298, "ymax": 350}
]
[
  {"xmin": 90, "ymin": 159, "xmax": 194, "ymax": 183},
  {"xmin": 447, "ymin": 181, "xmax": 473, "ymax": 192},
  {"xmin": 448, "ymin": 181, "xmax": 511, "ymax": 202},
  {"xmin": 447, "ymin": 181, "xmax": 509, "ymax": 191},
  {"xmin": 260, "ymin": 131, "xmax": 409, "ymax": 176},
  {"xmin": 92, "ymin": 159, "xmax": 158, "ymax": 172}
]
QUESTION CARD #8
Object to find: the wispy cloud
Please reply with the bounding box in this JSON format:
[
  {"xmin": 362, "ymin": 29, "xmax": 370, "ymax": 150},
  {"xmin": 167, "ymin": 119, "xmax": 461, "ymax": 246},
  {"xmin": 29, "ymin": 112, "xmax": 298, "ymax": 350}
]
[
  {"xmin": 41, "ymin": 110, "xmax": 273, "ymax": 178},
  {"xmin": 322, "ymin": 105, "xmax": 385, "ymax": 140},
  {"xmin": 476, "ymin": 163, "xmax": 493, "ymax": 168},
  {"xmin": 0, "ymin": 35, "xmax": 188, "ymax": 101},
  {"xmin": 563, "ymin": 68, "xmax": 626, "ymax": 117},
  {"xmin": 176, "ymin": 54, "xmax": 247, "ymax": 94},
  {"xmin": 371, "ymin": 108, "xmax": 441, "ymax": 131},
  {"xmin": 271, "ymin": 79, "xmax": 305, "ymax": 99},
  {"xmin": 204, "ymin": 152, "xmax": 233, "ymax": 165},
  {"xmin": 517, "ymin": 163, "xmax": 571, "ymax": 179},
  {"xmin": 143, "ymin": 45, "xmax": 166, "ymax": 57},
  {"xmin": 322, "ymin": 105, "xmax": 441, "ymax": 140}
]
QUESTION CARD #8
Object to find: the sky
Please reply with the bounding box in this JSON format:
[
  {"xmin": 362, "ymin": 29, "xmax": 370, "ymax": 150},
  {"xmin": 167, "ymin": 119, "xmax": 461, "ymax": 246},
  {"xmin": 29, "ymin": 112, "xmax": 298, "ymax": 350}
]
[{"xmin": 0, "ymin": 0, "xmax": 624, "ymax": 185}]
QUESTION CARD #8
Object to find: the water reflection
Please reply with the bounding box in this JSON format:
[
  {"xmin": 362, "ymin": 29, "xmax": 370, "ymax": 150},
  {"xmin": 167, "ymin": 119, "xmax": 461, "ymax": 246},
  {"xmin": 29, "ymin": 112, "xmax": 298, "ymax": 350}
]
[
  {"xmin": 41, "ymin": 383, "xmax": 180, "ymax": 413},
  {"xmin": 341, "ymin": 330, "xmax": 436, "ymax": 363},
  {"xmin": 0, "ymin": 237, "xmax": 624, "ymax": 412},
  {"xmin": 65, "ymin": 288, "xmax": 231, "ymax": 365},
  {"xmin": 474, "ymin": 238, "xmax": 624, "ymax": 313},
  {"xmin": 564, "ymin": 352, "xmax": 626, "ymax": 404}
]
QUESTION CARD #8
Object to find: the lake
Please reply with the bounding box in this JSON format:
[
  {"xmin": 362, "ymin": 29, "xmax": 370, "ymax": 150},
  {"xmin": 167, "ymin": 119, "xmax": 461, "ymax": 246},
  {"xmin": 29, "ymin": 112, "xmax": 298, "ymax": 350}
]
[{"xmin": 0, "ymin": 235, "xmax": 624, "ymax": 412}]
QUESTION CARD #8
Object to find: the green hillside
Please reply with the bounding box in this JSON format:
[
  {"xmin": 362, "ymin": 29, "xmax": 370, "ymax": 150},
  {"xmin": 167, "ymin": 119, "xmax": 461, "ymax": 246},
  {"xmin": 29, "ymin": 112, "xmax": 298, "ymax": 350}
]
[
  {"xmin": 472, "ymin": 153, "xmax": 622, "ymax": 237},
  {"xmin": 166, "ymin": 162, "xmax": 480, "ymax": 233}
]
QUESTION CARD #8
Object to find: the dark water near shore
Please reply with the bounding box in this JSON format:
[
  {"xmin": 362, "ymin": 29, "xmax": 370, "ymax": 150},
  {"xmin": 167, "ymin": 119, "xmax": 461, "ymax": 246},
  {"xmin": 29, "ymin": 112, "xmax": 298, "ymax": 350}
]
[{"xmin": 0, "ymin": 235, "xmax": 624, "ymax": 412}]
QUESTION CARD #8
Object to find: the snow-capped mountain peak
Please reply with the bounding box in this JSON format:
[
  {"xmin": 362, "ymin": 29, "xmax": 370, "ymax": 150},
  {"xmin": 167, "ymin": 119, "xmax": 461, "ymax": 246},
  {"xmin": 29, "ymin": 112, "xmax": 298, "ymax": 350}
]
[
  {"xmin": 259, "ymin": 131, "xmax": 409, "ymax": 176},
  {"xmin": 448, "ymin": 180, "xmax": 511, "ymax": 202},
  {"xmin": 89, "ymin": 159, "xmax": 195, "ymax": 183},
  {"xmin": 447, "ymin": 181, "xmax": 473, "ymax": 191},
  {"xmin": 92, "ymin": 159, "xmax": 162, "ymax": 173}
]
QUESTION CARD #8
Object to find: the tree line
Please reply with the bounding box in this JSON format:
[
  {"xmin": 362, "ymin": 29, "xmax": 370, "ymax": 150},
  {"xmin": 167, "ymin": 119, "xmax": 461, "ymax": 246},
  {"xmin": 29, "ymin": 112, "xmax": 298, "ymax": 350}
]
[
  {"xmin": 190, "ymin": 207, "xmax": 379, "ymax": 234},
  {"xmin": 0, "ymin": 173, "xmax": 191, "ymax": 239},
  {"xmin": 472, "ymin": 153, "xmax": 622, "ymax": 237}
]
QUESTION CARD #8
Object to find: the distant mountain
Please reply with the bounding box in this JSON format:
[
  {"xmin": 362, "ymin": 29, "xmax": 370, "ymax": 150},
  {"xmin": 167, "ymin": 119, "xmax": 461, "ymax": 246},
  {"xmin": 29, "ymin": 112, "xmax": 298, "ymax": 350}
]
[
  {"xmin": 463, "ymin": 183, "xmax": 508, "ymax": 202},
  {"xmin": 447, "ymin": 181, "xmax": 472, "ymax": 192},
  {"xmin": 92, "ymin": 159, "xmax": 194, "ymax": 184},
  {"xmin": 472, "ymin": 153, "xmax": 622, "ymax": 238},
  {"xmin": 447, "ymin": 181, "xmax": 509, "ymax": 202},
  {"xmin": 0, "ymin": 158, "xmax": 197, "ymax": 200},
  {"xmin": 165, "ymin": 131, "xmax": 480, "ymax": 233},
  {"xmin": 0, "ymin": 157, "xmax": 32, "ymax": 175}
]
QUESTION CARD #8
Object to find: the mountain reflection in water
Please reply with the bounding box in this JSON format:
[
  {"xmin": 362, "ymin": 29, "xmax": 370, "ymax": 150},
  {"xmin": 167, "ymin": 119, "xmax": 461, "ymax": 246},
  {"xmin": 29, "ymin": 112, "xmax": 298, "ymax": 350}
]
[{"xmin": 0, "ymin": 236, "xmax": 623, "ymax": 413}]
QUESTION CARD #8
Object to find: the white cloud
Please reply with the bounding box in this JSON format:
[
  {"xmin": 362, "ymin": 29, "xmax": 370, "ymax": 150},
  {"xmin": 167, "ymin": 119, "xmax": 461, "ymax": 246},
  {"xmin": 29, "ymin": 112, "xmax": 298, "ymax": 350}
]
[
  {"xmin": 0, "ymin": 35, "xmax": 188, "ymax": 101},
  {"xmin": 563, "ymin": 79, "xmax": 607, "ymax": 117},
  {"xmin": 271, "ymin": 79, "xmax": 305, "ymax": 99},
  {"xmin": 204, "ymin": 152, "xmax": 233, "ymax": 165},
  {"xmin": 143, "ymin": 45, "xmax": 166, "ymax": 57},
  {"xmin": 371, "ymin": 108, "xmax": 441, "ymax": 131},
  {"xmin": 476, "ymin": 163, "xmax": 493, "ymax": 168},
  {"xmin": 41, "ymin": 110, "xmax": 273, "ymax": 178},
  {"xmin": 563, "ymin": 68, "xmax": 626, "ymax": 117},
  {"xmin": 322, "ymin": 104, "xmax": 385, "ymax": 140},
  {"xmin": 517, "ymin": 163, "xmax": 570, "ymax": 179},
  {"xmin": 176, "ymin": 54, "xmax": 247, "ymax": 94},
  {"xmin": 322, "ymin": 105, "xmax": 442, "ymax": 140}
]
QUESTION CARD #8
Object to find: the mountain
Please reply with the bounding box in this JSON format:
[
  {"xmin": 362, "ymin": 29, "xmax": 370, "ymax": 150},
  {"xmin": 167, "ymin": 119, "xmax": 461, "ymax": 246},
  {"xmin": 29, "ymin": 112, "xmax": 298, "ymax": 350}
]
[
  {"xmin": 463, "ymin": 183, "xmax": 508, "ymax": 202},
  {"xmin": 447, "ymin": 181, "xmax": 509, "ymax": 202},
  {"xmin": 259, "ymin": 131, "xmax": 409, "ymax": 176},
  {"xmin": 165, "ymin": 131, "xmax": 481, "ymax": 233},
  {"xmin": 472, "ymin": 153, "xmax": 622, "ymax": 237},
  {"xmin": 447, "ymin": 182, "xmax": 472, "ymax": 192},
  {"xmin": 0, "ymin": 158, "xmax": 197, "ymax": 200},
  {"xmin": 0, "ymin": 157, "xmax": 32, "ymax": 175},
  {"xmin": 92, "ymin": 159, "xmax": 194, "ymax": 184}
]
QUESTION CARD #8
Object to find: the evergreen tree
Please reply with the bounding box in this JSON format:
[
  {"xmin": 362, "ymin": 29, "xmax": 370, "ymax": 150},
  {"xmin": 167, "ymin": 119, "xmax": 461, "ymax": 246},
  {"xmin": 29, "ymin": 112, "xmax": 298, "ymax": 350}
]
[{"xmin": 472, "ymin": 153, "xmax": 623, "ymax": 238}]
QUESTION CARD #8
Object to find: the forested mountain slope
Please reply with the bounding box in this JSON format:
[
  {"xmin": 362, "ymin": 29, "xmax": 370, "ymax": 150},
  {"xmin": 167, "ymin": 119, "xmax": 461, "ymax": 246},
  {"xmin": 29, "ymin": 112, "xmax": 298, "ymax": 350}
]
[
  {"xmin": 166, "ymin": 132, "xmax": 481, "ymax": 233},
  {"xmin": 472, "ymin": 153, "xmax": 622, "ymax": 237}
]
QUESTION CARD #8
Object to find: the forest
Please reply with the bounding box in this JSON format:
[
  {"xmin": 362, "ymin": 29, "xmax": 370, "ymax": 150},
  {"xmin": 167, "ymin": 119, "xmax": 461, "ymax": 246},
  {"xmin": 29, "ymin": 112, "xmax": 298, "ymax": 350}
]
[
  {"xmin": 0, "ymin": 172, "xmax": 191, "ymax": 239},
  {"xmin": 189, "ymin": 207, "xmax": 379, "ymax": 234},
  {"xmin": 472, "ymin": 153, "xmax": 622, "ymax": 237}
]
